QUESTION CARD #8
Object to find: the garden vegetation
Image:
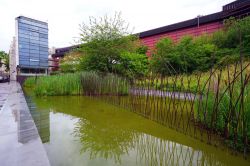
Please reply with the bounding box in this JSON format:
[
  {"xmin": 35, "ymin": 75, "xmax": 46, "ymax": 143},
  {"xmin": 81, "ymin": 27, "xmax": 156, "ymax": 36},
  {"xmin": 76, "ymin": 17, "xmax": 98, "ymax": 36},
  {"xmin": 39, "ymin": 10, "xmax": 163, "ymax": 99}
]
[{"xmin": 24, "ymin": 15, "xmax": 250, "ymax": 154}]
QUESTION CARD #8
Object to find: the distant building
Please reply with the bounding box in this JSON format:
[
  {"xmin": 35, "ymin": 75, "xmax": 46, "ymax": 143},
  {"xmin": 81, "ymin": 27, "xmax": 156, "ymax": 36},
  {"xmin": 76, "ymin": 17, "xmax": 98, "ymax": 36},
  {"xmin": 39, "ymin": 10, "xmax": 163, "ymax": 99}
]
[
  {"xmin": 10, "ymin": 16, "xmax": 49, "ymax": 81},
  {"xmin": 50, "ymin": 45, "xmax": 80, "ymax": 71}
]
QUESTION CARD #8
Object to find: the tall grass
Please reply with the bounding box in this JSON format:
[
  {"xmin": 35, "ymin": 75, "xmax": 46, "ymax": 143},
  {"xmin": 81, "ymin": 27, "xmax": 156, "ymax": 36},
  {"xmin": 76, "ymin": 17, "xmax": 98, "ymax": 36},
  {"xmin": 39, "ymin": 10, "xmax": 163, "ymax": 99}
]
[
  {"xmin": 81, "ymin": 72, "xmax": 129, "ymax": 96},
  {"xmin": 24, "ymin": 73, "xmax": 82, "ymax": 96},
  {"xmin": 194, "ymin": 64, "xmax": 250, "ymax": 151},
  {"xmin": 24, "ymin": 72, "xmax": 129, "ymax": 96},
  {"xmin": 144, "ymin": 61, "xmax": 250, "ymax": 93}
]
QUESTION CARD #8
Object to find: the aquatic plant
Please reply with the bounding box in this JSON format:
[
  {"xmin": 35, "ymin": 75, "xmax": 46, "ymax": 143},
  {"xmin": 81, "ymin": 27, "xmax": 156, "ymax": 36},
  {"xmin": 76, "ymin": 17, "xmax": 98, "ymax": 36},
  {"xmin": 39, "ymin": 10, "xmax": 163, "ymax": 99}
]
[
  {"xmin": 24, "ymin": 73, "xmax": 82, "ymax": 96},
  {"xmin": 24, "ymin": 72, "xmax": 129, "ymax": 96}
]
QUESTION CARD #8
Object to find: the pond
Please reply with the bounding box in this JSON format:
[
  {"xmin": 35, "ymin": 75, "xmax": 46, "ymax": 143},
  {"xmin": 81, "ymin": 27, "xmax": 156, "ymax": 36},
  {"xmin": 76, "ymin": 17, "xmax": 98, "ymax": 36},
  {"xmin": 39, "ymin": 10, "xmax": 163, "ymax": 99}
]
[{"xmin": 30, "ymin": 96, "xmax": 250, "ymax": 166}]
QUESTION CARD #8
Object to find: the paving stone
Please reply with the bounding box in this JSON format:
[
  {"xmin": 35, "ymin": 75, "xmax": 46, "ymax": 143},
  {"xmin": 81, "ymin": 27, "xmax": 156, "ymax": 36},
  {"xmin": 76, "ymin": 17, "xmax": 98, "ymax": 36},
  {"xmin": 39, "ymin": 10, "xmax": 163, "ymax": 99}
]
[{"xmin": 0, "ymin": 82, "xmax": 50, "ymax": 166}]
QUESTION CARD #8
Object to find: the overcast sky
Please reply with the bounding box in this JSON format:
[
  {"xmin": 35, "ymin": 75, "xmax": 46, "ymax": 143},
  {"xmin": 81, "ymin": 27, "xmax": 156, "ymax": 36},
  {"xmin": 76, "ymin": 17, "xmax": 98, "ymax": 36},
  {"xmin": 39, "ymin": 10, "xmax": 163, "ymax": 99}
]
[{"xmin": 0, "ymin": 0, "xmax": 235, "ymax": 52}]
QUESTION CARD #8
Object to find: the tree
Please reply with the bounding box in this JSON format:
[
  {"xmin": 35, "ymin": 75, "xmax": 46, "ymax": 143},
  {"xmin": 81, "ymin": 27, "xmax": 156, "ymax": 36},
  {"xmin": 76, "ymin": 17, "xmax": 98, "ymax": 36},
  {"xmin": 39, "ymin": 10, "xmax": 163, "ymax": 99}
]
[
  {"xmin": 60, "ymin": 51, "xmax": 82, "ymax": 73},
  {"xmin": 0, "ymin": 51, "xmax": 9, "ymax": 72},
  {"xmin": 78, "ymin": 12, "xmax": 148, "ymax": 78}
]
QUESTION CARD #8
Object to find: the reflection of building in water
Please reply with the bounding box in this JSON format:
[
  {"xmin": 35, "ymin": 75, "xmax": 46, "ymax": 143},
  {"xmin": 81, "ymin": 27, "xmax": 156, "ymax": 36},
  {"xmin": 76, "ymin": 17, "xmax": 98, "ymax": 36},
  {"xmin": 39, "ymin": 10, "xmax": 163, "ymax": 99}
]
[
  {"xmin": 17, "ymin": 97, "xmax": 40, "ymax": 143},
  {"xmin": 31, "ymin": 109, "xmax": 50, "ymax": 143},
  {"xmin": 25, "ymin": 97, "xmax": 50, "ymax": 143}
]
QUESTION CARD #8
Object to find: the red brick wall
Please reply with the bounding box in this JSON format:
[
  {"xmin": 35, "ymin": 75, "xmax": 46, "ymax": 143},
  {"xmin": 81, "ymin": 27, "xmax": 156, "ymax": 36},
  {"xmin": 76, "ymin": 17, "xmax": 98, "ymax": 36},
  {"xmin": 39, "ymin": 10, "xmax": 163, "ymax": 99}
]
[{"xmin": 140, "ymin": 22, "xmax": 223, "ymax": 56}]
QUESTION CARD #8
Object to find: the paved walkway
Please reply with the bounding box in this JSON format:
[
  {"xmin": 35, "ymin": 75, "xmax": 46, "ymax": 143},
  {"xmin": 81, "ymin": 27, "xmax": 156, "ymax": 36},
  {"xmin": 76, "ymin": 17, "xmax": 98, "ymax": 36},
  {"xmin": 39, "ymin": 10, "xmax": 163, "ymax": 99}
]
[
  {"xmin": 130, "ymin": 89, "xmax": 196, "ymax": 100},
  {"xmin": 0, "ymin": 82, "xmax": 50, "ymax": 166}
]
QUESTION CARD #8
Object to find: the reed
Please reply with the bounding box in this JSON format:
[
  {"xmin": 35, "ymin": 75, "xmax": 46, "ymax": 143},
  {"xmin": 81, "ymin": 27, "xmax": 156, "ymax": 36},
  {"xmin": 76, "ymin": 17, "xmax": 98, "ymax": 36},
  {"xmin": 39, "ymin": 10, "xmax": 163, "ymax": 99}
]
[
  {"xmin": 24, "ymin": 72, "xmax": 129, "ymax": 96},
  {"xmin": 80, "ymin": 72, "xmax": 129, "ymax": 96},
  {"xmin": 24, "ymin": 72, "xmax": 82, "ymax": 96},
  {"xmin": 98, "ymin": 61, "xmax": 250, "ymax": 155}
]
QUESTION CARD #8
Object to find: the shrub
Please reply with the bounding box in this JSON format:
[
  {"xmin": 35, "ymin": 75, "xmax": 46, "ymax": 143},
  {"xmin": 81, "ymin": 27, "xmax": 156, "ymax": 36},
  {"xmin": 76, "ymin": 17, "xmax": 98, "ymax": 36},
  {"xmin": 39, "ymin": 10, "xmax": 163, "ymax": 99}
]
[
  {"xmin": 113, "ymin": 52, "xmax": 149, "ymax": 80},
  {"xmin": 150, "ymin": 38, "xmax": 179, "ymax": 76}
]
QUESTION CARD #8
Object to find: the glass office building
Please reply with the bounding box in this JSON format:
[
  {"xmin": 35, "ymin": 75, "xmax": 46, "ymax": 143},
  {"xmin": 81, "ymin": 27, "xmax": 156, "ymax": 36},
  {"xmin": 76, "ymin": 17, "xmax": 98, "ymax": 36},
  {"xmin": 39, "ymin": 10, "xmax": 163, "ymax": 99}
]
[{"xmin": 16, "ymin": 16, "xmax": 48, "ymax": 75}]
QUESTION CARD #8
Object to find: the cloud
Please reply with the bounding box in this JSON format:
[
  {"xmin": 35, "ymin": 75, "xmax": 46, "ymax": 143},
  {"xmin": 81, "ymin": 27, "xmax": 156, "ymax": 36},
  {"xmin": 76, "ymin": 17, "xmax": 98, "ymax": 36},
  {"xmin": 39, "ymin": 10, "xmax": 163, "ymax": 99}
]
[{"xmin": 0, "ymin": 0, "xmax": 235, "ymax": 52}]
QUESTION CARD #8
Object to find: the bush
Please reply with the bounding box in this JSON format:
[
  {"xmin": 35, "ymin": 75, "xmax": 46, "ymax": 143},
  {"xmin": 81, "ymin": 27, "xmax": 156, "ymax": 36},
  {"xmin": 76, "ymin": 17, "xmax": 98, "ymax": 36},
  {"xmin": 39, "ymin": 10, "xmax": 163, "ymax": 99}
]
[
  {"xmin": 150, "ymin": 16, "xmax": 250, "ymax": 76},
  {"xmin": 151, "ymin": 36, "xmax": 217, "ymax": 75},
  {"xmin": 113, "ymin": 52, "xmax": 148, "ymax": 80},
  {"xmin": 150, "ymin": 38, "xmax": 179, "ymax": 76}
]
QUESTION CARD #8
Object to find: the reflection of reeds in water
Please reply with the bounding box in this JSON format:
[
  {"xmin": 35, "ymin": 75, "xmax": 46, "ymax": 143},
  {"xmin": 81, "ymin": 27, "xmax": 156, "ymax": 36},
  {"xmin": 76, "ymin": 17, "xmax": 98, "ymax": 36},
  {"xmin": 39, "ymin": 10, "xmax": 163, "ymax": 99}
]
[
  {"xmin": 95, "ymin": 61, "xmax": 250, "ymax": 157},
  {"xmin": 135, "ymin": 134, "xmax": 226, "ymax": 166}
]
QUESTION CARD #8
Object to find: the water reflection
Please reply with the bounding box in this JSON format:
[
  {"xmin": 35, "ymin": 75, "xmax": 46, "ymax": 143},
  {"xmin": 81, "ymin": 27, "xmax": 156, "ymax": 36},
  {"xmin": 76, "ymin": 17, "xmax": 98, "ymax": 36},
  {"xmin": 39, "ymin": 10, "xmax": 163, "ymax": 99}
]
[
  {"xmin": 17, "ymin": 95, "xmax": 40, "ymax": 144},
  {"xmin": 33, "ymin": 96, "xmax": 250, "ymax": 166},
  {"xmin": 135, "ymin": 134, "xmax": 226, "ymax": 166},
  {"xmin": 73, "ymin": 118, "xmax": 139, "ymax": 164},
  {"xmin": 26, "ymin": 97, "xmax": 50, "ymax": 143}
]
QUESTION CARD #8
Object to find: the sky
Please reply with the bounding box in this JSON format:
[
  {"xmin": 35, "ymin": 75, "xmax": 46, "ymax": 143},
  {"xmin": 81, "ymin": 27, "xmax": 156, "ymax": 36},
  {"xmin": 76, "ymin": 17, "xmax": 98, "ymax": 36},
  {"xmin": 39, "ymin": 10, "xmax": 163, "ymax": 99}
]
[{"xmin": 0, "ymin": 0, "xmax": 235, "ymax": 52}]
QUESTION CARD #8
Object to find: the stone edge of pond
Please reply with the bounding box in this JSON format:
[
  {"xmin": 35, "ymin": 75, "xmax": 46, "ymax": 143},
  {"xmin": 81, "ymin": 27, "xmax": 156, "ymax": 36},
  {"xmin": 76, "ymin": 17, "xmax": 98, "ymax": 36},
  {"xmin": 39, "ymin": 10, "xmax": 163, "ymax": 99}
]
[{"xmin": 0, "ymin": 82, "xmax": 50, "ymax": 166}]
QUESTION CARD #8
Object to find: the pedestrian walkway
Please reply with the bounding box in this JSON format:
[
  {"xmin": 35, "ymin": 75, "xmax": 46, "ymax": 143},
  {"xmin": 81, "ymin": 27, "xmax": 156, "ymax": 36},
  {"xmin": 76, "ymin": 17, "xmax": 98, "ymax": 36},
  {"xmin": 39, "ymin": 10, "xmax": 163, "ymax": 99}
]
[
  {"xmin": 0, "ymin": 83, "xmax": 9, "ymax": 112},
  {"xmin": 0, "ymin": 82, "xmax": 50, "ymax": 166}
]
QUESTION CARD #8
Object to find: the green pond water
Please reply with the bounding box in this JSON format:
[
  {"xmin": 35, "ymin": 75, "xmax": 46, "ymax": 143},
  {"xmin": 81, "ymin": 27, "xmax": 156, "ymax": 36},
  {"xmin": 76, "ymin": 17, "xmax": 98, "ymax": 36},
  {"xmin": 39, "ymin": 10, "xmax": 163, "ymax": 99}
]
[{"xmin": 30, "ymin": 96, "xmax": 250, "ymax": 166}]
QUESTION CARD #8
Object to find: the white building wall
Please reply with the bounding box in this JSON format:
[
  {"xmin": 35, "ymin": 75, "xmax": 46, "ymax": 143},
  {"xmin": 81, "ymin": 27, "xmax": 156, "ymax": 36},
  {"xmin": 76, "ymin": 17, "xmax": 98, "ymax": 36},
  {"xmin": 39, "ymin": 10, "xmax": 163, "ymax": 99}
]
[{"xmin": 9, "ymin": 37, "xmax": 17, "ymax": 81}]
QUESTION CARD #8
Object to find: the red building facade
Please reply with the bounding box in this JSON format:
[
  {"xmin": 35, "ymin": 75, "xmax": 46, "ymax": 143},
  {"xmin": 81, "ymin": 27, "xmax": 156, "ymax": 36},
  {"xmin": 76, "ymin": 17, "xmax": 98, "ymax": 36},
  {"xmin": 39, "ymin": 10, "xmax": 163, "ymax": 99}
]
[
  {"xmin": 140, "ymin": 21, "xmax": 223, "ymax": 55},
  {"xmin": 139, "ymin": 0, "xmax": 250, "ymax": 55}
]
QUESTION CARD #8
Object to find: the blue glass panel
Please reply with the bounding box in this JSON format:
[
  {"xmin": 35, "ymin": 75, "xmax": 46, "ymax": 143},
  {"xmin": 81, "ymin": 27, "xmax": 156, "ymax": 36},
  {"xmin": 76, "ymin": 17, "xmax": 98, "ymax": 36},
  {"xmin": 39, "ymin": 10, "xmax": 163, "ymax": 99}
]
[
  {"xmin": 19, "ymin": 29, "xmax": 29, "ymax": 35},
  {"xmin": 19, "ymin": 22, "xmax": 29, "ymax": 28},
  {"xmin": 19, "ymin": 48, "xmax": 29, "ymax": 53},
  {"xmin": 30, "ymin": 40, "xmax": 39, "ymax": 44},
  {"xmin": 30, "ymin": 50, "xmax": 39, "ymax": 54},
  {"xmin": 30, "ymin": 32, "xmax": 39, "ymax": 37},
  {"xmin": 19, "ymin": 52, "xmax": 29, "ymax": 56},
  {"xmin": 19, "ymin": 33, "xmax": 29, "ymax": 38},
  {"xmin": 30, "ymin": 61, "xmax": 39, "ymax": 66},
  {"xmin": 39, "ymin": 47, "xmax": 48, "ymax": 52},
  {"xmin": 30, "ymin": 36, "xmax": 39, "ymax": 41},
  {"xmin": 20, "ymin": 60, "xmax": 29, "ymax": 65},
  {"xmin": 39, "ymin": 27, "xmax": 48, "ymax": 32},
  {"xmin": 39, "ymin": 33, "xmax": 48, "ymax": 38},
  {"xmin": 39, "ymin": 38, "xmax": 48, "ymax": 42},
  {"xmin": 30, "ymin": 55, "xmax": 39, "ymax": 59},
  {"xmin": 39, "ymin": 41, "xmax": 47, "ymax": 45},
  {"xmin": 19, "ymin": 55, "xmax": 29, "ymax": 60},
  {"xmin": 19, "ymin": 43, "xmax": 29, "ymax": 49},
  {"xmin": 39, "ymin": 51, "xmax": 48, "ymax": 55},
  {"xmin": 30, "ymin": 45, "xmax": 39, "ymax": 50},
  {"xmin": 19, "ymin": 37, "xmax": 29, "ymax": 43}
]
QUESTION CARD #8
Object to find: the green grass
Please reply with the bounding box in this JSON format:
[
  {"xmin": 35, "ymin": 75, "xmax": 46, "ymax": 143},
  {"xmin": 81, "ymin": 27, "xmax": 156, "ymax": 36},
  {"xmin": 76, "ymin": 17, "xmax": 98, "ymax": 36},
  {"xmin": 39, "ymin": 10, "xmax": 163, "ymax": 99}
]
[
  {"xmin": 24, "ymin": 72, "xmax": 129, "ymax": 96},
  {"xmin": 195, "ymin": 78, "xmax": 250, "ymax": 151},
  {"xmin": 138, "ymin": 61, "xmax": 250, "ymax": 93},
  {"xmin": 24, "ymin": 72, "xmax": 82, "ymax": 96}
]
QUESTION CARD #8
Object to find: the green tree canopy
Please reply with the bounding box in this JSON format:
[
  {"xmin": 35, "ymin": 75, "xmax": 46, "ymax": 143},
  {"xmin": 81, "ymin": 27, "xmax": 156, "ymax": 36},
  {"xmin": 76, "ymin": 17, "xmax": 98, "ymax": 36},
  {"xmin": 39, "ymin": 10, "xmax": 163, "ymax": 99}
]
[
  {"xmin": 78, "ymin": 12, "xmax": 148, "ymax": 79},
  {"xmin": 0, "ymin": 51, "xmax": 9, "ymax": 72}
]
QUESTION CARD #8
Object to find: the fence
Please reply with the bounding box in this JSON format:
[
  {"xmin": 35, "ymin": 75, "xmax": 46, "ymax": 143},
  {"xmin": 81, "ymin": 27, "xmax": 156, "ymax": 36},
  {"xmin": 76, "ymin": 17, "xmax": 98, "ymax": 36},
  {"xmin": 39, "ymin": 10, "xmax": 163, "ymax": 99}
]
[{"xmin": 84, "ymin": 60, "xmax": 250, "ymax": 158}]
